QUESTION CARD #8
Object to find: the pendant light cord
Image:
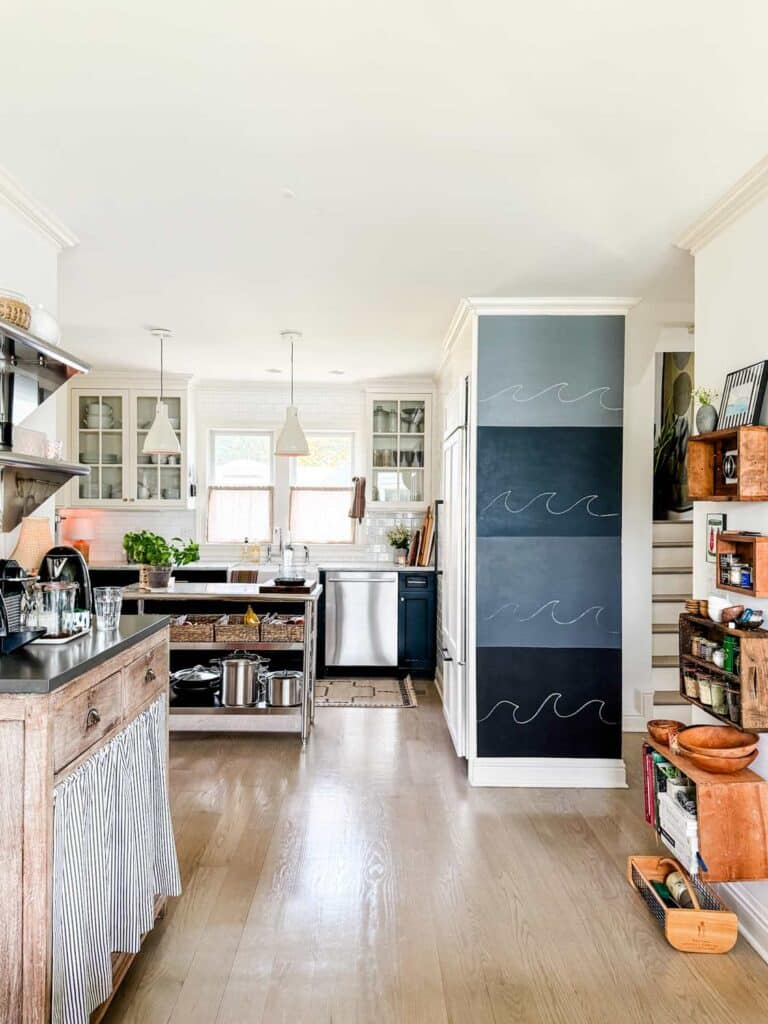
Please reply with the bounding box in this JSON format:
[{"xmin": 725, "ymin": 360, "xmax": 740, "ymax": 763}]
[
  {"xmin": 290, "ymin": 338, "xmax": 294, "ymax": 405},
  {"xmin": 160, "ymin": 335, "xmax": 165, "ymax": 402}
]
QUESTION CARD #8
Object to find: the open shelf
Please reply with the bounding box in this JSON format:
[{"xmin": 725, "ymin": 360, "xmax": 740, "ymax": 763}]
[
  {"xmin": 169, "ymin": 641, "xmax": 304, "ymax": 652},
  {"xmin": 716, "ymin": 532, "xmax": 768, "ymax": 598},
  {"xmin": 688, "ymin": 426, "xmax": 768, "ymax": 501},
  {"xmin": 681, "ymin": 652, "xmax": 739, "ymax": 684}
]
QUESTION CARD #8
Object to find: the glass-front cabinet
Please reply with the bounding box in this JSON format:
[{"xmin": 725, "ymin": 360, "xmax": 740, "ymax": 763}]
[
  {"xmin": 367, "ymin": 392, "xmax": 431, "ymax": 508},
  {"xmin": 69, "ymin": 383, "xmax": 190, "ymax": 508}
]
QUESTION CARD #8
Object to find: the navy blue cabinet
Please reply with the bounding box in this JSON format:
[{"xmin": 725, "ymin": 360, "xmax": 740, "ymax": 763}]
[{"xmin": 398, "ymin": 572, "xmax": 436, "ymax": 674}]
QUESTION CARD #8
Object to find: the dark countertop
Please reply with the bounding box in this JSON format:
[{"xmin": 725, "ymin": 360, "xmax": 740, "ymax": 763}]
[{"xmin": 0, "ymin": 615, "xmax": 170, "ymax": 695}]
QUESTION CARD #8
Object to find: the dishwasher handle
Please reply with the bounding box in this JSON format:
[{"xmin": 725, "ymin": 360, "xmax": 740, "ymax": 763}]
[{"xmin": 325, "ymin": 571, "xmax": 398, "ymax": 583}]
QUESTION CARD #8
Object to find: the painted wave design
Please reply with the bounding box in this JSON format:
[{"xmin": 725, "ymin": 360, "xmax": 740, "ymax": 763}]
[
  {"xmin": 477, "ymin": 691, "xmax": 616, "ymax": 725},
  {"xmin": 484, "ymin": 599, "xmax": 620, "ymax": 635},
  {"xmin": 481, "ymin": 490, "xmax": 619, "ymax": 519},
  {"xmin": 479, "ymin": 381, "xmax": 622, "ymax": 412}
]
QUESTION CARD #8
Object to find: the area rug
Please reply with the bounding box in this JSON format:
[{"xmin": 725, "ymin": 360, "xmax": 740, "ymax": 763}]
[{"xmin": 315, "ymin": 676, "xmax": 418, "ymax": 708}]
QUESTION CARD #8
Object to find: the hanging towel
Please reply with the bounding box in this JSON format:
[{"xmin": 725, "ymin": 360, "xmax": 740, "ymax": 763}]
[
  {"xmin": 52, "ymin": 696, "xmax": 181, "ymax": 1024},
  {"xmin": 349, "ymin": 476, "xmax": 366, "ymax": 522}
]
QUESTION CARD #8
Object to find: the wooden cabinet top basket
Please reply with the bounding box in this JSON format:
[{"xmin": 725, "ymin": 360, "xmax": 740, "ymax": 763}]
[{"xmin": 688, "ymin": 426, "xmax": 768, "ymax": 501}]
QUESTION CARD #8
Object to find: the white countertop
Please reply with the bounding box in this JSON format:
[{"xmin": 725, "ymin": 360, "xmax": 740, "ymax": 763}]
[{"xmin": 92, "ymin": 560, "xmax": 434, "ymax": 573}]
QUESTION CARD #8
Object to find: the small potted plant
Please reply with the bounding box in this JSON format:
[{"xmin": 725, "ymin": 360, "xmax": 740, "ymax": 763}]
[
  {"xmin": 123, "ymin": 531, "xmax": 199, "ymax": 589},
  {"xmin": 386, "ymin": 525, "xmax": 413, "ymax": 566},
  {"xmin": 693, "ymin": 385, "xmax": 719, "ymax": 434}
]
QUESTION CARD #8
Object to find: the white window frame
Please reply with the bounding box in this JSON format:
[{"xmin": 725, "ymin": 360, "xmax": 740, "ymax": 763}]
[{"xmin": 205, "ymin": 428, "xmax": 275, "ymax": 545}]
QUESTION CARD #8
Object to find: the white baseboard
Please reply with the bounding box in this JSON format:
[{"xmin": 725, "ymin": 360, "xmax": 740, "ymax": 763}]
[
  {"xmin": 716, "ymin": 882, "xmax": 768, "ymax": 963},
  {"xmin": 468, "ymin": 756, "xmax": 627, "ymax": 788}
]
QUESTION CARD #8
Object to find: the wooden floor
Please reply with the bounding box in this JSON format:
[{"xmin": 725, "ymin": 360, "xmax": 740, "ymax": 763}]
[{"xmin": 105, "ymin": 685, "xmax": 768, "ymax": 1024}]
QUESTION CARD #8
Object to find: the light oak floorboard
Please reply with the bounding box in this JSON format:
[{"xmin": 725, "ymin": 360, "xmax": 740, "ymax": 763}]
[{"xmin": 105, "ymin": 693, "xmax": 768, "ymax": 1024}]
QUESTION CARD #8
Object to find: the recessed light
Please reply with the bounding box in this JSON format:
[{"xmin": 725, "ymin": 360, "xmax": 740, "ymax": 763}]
[
  {"xmin": 329, "ymin": 369, "xmax": 345, "ymax": 375},
  {"xmin": 266, "ymin": 368, "xmax": 283, "ymax": 374},
  {"xmin": 281, "ymin": 188, "xmax": 295, "ymax": 200}
]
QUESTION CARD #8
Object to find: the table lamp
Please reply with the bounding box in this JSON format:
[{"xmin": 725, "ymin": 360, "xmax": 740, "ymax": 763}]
[
  {"xmin": 10, "ymin": 516, "xmax": 55, "ymax": 573},
  {"xmin": 69, "ymin": 518, "xmax": 96, "ymax": 563}
]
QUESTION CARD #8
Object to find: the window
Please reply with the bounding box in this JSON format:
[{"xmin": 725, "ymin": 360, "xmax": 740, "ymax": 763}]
[
  {"xmin": 207, "ymin": 431, "xmax": 273, "ymax": 542},
  {"xmin": 289, "ymin": 433, "xmax": 354, "ymax": 543}
]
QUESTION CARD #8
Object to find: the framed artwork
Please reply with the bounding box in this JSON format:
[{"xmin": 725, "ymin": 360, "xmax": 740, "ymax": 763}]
[
  {"xmin": 719, "ymin": 361, "xmax": 768, "ymax": 429},
  {"xmin": 706, "ymin": 512, "xmax": 727, "ymax": 563}
]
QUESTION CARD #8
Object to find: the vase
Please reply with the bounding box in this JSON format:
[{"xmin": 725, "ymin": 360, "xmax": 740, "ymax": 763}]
[
  {"xmin": 696, "ymin": 403, "xmax": 718, "ymax": 434},
  {"xmin": 394, "ymin": 551, "xmax": 407, "ymax": 566},
  {"xmin": 147, "ymin": 566, "xmax": 173, "ymax": 589},
  {"xmin": 28, "ymin": 304, "xmax": 61, "ymax": 346}
]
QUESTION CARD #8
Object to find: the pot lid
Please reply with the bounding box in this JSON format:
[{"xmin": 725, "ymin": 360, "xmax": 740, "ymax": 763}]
[
  {"xmin": 172, "ymin": 664, "xmax": 220, "ymax": 683},
  {"xmin": 266, "ymin": 669, "xmax": 303, "ymax": 679}
]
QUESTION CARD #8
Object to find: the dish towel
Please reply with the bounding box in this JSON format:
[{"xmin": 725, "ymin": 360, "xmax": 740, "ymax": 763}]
[
  {"xmin": 51, "ymin": 696, "xmax": 181, "ymax": 1024},
  {"xmin": 349, "ymin": 476, "xmax": 366, "ymax": 522}
]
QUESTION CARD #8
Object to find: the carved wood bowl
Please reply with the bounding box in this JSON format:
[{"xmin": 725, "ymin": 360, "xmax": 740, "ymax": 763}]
[
  {"xmin": 646, "ymin": 719, "xmax": 685, "ymax": 746},
  {"xmin": 677, "ymin": 724, "xmax": 759, "ymax": 758},
  {"xmin": 721, "ymin": 604, "xmax": 745, "ymax": 623},
  {"xmin": 683, "ymin": 749, "xmax": 758, "ymax": 774}
]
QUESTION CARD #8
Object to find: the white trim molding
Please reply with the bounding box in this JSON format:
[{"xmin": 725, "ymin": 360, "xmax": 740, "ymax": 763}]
[
  {"xmin": 677, "ymin": 155, "xmax": 768, "ymax": 254},
  {"xmin": 468, "ymin": 756, "xmax": 627, "ymax": 789},
  {"xmin": 0, "ymin": 164, "xmax": 78, "ymax": 249}
]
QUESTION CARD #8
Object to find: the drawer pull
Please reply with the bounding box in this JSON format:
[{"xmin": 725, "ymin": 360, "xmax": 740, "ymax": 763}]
[
  {"xmin": 85, "ymin": 707, "xmax": 101, "ymax": 730},
  {"xmin": 145, "ymin": 667, "xmax": 157, "ymax": 684}
]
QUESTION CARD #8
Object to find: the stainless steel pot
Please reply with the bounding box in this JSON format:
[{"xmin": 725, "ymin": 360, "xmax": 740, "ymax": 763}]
[
  {"xmin": 221, "ymin": 657, "xmax": 262, "ymax": 707},
  {"xmin": 266, "ymin": 669, "xmax": 303, "ymax": 707}
]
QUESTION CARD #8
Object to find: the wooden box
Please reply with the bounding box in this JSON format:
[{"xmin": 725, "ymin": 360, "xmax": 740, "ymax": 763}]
[
  {"xmin": 688, "ymin": 426, "xmax": 768, "ymax": 501},
  {"xmin": 679, "ymin": 613, "xmax": 768, "ymax": 730},
  {"xmin": 644, "ymin": 735, "xmax": 768, "ymax": 881},
  {"xmin": 715, "ymin": 532, "xmax": 768, "ymax": 598},
  {"xmin": 627, "ymin": 856, "xmax": 738, "ymax": 953}
]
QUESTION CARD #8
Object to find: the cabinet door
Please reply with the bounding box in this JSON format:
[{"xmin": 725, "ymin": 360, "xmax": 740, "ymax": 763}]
[
  {"xmin": 369, "ymin": 393, "xmax": 431, "ymax": 509},
  {"xmin": 398, "ymin": 578, "xmax": 436, "ymax": 671},
  {"xmin": 70, "ymin": 390, "xmax": 130, "ymax": 505},
  {"xmin": 133, "ymin": 391, "xmax": 186, "ymax": 506}
]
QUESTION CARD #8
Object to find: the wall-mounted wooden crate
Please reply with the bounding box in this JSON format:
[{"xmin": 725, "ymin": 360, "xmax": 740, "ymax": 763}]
[
  {"xmin": 688, "ymin": 426, "xmax": 768, "ymax": 501},
  {"xmin": 679, "ymin": 613, "xmax": 768, "ymax": 730},
  {"xmin": 643, "ymin": 736, "xmax": 768, "ymax": 881},
  {"xmin": 715, "ymin": 532, "xmax": 768, "ymax": 598}
]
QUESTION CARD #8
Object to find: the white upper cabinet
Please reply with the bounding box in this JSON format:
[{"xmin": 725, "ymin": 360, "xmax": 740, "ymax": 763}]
[
  {"xmin": 366, "ymin": 389, "xmax": 432, "ymax": 509},
  {"xmin": 68, "ymin": 378, "xmax": 193, "ymax": 508}
]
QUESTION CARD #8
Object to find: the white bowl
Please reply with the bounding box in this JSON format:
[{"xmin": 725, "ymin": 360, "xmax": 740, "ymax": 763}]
[{"xmin": 707, "ymin": 594, "xmax": 730, "ymax": 623}]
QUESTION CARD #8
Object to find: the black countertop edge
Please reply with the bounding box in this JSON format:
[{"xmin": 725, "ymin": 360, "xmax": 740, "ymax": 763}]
[{"xmin": 0, "ymin": 615, "xmax": 170, "ymax": 695}]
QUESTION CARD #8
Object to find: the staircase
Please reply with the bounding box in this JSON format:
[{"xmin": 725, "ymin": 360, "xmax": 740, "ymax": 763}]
[{"xmin": 651, "ymin": 520, "xmax": 694, "ymax": 722}]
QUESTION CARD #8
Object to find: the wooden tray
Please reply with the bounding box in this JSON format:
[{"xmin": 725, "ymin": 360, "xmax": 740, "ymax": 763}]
[
  {"xmin": 627, "ymin": 855, "xmax": 737, "ymax": 953},
  {"xmin": 259, "ymin": 581, "xmax": 313, "ymax": 594}
]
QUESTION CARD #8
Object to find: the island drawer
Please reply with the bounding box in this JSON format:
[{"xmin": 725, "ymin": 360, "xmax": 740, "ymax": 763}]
[
  {"xmin": 53, "ymin": 670, "xmax": 123, "ymax": 773},
  {"xmin": 124, "ymin": 639, "xmax": 169, "ymax": 712}
]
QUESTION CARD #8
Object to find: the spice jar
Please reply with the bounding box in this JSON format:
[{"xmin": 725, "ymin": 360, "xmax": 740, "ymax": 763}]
[
  {"xmin": 683, "ymin": 673, "xmax": 700, "ymax": 699},
  {"xmin": 726, "ymin": 688, "xmax": 741, "ymax": 724},
  {"xmin": 698, "ymin": 674, "xmax": 713, "ymax": 705},
  {"xmin": 711, "ymin": 680, "xmax": 727, "ymax": 716}
]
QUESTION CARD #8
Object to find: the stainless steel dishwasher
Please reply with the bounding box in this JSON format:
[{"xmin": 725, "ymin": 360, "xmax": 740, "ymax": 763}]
[{"xmin": 325, "ymin": 571, "xmax": 399, "ymax": 667}]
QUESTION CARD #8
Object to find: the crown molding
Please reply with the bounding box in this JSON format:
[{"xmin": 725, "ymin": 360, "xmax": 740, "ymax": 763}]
[
  {"xmin": 463, "ymin": 296, "xmax": 640, "ymax": 316},
  {"xmin": 677, "ymin": 155, "xmax": 768, "ymax": 254},
  {"xmin": 0, "ymin": 165, "xmax": 78, "ymax": 249}
]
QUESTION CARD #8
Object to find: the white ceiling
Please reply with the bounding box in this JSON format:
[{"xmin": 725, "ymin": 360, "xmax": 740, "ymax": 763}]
[{"xmin": 1, "ymin": 1, "xmax": 766, "ymax": 381}]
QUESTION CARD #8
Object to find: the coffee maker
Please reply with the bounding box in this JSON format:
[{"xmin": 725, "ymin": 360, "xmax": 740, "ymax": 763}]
[
  {"xmin": 37, "ymin": 545, "xmax": 93, "ymax": 629},
  {"xmin": 0, "ymin": 559, "xmax": 45, "ymax": 653}
]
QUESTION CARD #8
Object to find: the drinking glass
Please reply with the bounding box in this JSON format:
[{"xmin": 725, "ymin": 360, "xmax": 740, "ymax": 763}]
[{"xmin": 93, "ymin": 587, "xmax": 123, "ymax": 631}]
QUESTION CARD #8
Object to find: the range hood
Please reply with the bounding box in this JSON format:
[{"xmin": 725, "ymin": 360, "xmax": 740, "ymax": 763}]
[{"xmin": 0, "ymin": 317, "xmax": 91, "ymax": 530}]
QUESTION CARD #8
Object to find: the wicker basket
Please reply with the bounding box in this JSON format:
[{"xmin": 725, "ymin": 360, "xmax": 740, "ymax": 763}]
[
  {"xmin": 261, "ymin": 614, "xmax": 304, "ymax": 643},
  {"xmin": 170, "ymin": 614, "xmax": 224, "ymax": 643},
  {"xmin": 627, "ymin": 856, "xmax": 738, "ymax": 953},
  {"xmin": 0, "ymin": 294, "xmax": 31, "ymax": 330},
  {"xmin": 214, "ymin": 615, "xmax": 261, "ymax": 643}
]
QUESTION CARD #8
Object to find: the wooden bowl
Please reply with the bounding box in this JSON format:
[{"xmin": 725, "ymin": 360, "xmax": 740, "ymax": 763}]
[
  {"xmin": 684, "ymin": 749, "xmax": 758, "ymax": 774},
  {"xmin": 647, "ymin": 719, "xmax": 685, "ymax": 745},
  {"xmin": 721, "ymin": 604, "xmax": 745, "ymax": 623},
  {"xmin": 677, "ymin": 724, "xmax": 759, "ymax": 758}
]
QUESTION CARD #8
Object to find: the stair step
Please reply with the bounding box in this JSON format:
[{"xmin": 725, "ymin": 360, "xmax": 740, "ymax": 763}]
[
  {"xmin": 653, "ymin": 540, "xmax": 693, "ymax": 549},
  {"xmin": 653, "ymin": 593, "xmax": 691, "ymax": 603},
  {"xmin": 653, "ymin": 623, "xmax": 679, "ymax": 634},
  {"xmin": 652, "ymin": 566, "xmax": 693, "ymax": 575},
  {"xmin": 653, "ymin": 689, "xmax": 687, "ymax": 706},
  {"xmin": 653, "ymin": 655, "xmax": 679, "ymax": 668}
]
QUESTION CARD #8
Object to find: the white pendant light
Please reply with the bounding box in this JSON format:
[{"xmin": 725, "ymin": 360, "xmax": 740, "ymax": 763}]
[
  {"xmin": 275, "ymin": 331, "xmax": 309, "ymax": 456},
  {"xmin": 143, "ymin": 328, "xmax": 182, "ymax": 456}
]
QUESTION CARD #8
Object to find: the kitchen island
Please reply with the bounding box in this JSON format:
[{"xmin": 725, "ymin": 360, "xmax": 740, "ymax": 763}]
[
  {"xmin": 0, "ymin": 615, "xmax": 177, "ymax": 1023},
  {"xmin": 121, "ymin": 581, "xmax": 322, "ymax": 743}
]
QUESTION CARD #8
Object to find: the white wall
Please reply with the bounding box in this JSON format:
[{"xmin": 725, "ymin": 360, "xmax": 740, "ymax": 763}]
[
  {"xmin": 622, "ymin": 302, "xmax": 694, "ymax": 728},
  {"xmin": 0, "ymin": 202, "xmax": 63, "ymax": 556},
  {"xmin": 691, "ymin": 192, "xmax": 768, "ymax": 955}
]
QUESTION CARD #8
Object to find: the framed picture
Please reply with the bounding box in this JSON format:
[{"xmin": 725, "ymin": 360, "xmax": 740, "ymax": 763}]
[
  {"xmin": 719, "ymin": 361, "xmax": 768, "ymax": 429},
  {"xmin": 706, "ymin": 512, "xmax": 727, "ymax": 563}
]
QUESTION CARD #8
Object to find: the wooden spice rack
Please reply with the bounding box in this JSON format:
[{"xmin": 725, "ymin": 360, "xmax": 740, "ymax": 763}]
[
  {"xmin": 715, "ymin": 532, "xmax": 768, "ymax": 598},
  {"xmin": 644, "ymin": 735, "xmax": 768, "ymax": 881},
  {"xmin": 679, "ymin": 613, "xmax": 768, "ymax": 730},
  {"xmin": 688, "ymin": 426, "xmax": 768, "ymax": 501}
]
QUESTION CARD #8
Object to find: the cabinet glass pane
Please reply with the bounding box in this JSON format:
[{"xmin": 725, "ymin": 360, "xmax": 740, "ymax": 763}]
[
  {"xmin": 371, "ymin": 470, "xmax": 401, "ymax": 503},
  {"xmin": 136, "ymin": 397, "xmax": 156, "ymax": 431},
  {"xmin": 137, "ymin": 467, "xmax": 159, "ymax": 501},
  {"xmin": 372, "ymin": 401, "xmax": 398, "ymax": 434},
  {"xmin": 159, "ymin": 467, "xmax": 182, "ymax": 501},
  {"xmin": 78, "ymin": 432, "xmax": 99, "ymax": 465},
  {"xmin": 80, "ymin": 468, "xmax": 99, "ymax": 500},
  {"xmin": 399, "ymin": 400, "xmax": 425, "ymax": 434},
  {"xmin": 372, "ymin": 434, "xmax": 398, "ymax": 468},
  {"xmin": 101, "ymin": 466, "xmax": 122, "ymax": 500},
  {"xmin": 399, "ymin": 435, "xmax": 424, "ymax": 468},
  {"xmin": 399, "ymin": 470, "xmax": 424, "ymax": 503}
]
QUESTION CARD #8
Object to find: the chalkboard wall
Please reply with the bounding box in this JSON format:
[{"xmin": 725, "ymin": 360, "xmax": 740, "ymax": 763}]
[{"xmin": 476, "ymin": 315, "xmax": 624, "ymax": 759}]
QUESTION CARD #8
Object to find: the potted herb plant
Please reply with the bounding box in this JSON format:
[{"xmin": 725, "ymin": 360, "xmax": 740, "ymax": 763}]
[
  {"xmin": 693, "ymin": 385, "xmax": 719, "ymax": 434},
  {"xmin": 386, "ymin": 525, "xmax": 413, "ymax": 566},
  {"xmin": 123, "ymin": 531, "xmax": 199, "ymax": 589}
]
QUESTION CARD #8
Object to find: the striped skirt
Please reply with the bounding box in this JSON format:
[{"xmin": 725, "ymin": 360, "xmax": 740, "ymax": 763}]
[{"xmin": 51, "ymin": 696, "xmax": 181, "ymax": 1024}]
